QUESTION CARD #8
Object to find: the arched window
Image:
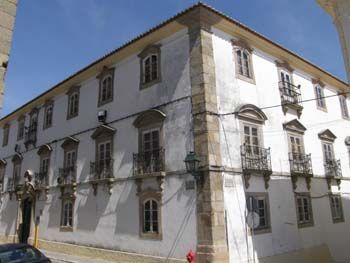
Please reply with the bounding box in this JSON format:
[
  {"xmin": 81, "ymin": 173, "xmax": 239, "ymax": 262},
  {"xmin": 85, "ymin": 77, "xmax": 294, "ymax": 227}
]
[
  {"xmin": 143, "ymin": 54, "xmax": 158, "ymax": 84},
  {"xmin": 143, "ymin": 199, "xmax": 159, "ymax": 233},
  {"xmin": 66, "ymin": 86, "xmax": 80, "ymax": 119},
  {"xmin": 61, "ymin": 199, "xmax": 74, "ymax": 229},
  {"xmin": 236, "ymin": 49, "xmax": 251, "ymax": 78},
  {"xmin": 138, "ymin": 45, "xmax": 161, "ymax": 89},
  {"xmin": 232, "ymin": 39, "xmax": 254, "ymax": 83},
  {"xmin": 97, "ymin": 67, "xmax": 114, "ymax": 106},
  {"xmin": 43, "ymin": 100, "xmax": 54, "ymax": 129}
]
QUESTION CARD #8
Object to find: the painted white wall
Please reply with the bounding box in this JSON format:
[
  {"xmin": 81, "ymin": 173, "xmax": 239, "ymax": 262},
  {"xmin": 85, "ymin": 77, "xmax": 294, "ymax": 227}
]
[
  {"xmin": 212, "ymin": 27, "xmax": 350, "ymax": 262},
  {"xmin": 0, "ymin": 29, "xmax": 197, "ymax": 259}
]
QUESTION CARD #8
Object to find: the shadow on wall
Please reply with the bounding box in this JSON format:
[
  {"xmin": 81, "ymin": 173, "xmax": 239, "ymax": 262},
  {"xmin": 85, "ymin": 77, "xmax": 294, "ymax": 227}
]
[
  {"xmin": 0, "ymin": 195, "xmax": 17, "ymax": 236},
  {"xmin": 47, "ymin": 189, "xmax": 62, "ymax": 229},
  {"xmin": 76, "ymin": 184, "xmax": 110, "ymax": 232},
  {"xmin": 226, "ymin": 175, "xmax": 350, "ymax": 263}
]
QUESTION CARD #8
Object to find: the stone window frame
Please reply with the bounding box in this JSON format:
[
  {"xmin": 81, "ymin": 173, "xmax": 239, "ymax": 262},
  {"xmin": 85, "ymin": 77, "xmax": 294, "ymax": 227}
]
[
  {"xmin": 318, "ymin": 129, "xmax": 337, "ymax": 166},
  {"xmin": 17, "ymin": 115, "xmax": 25, "ymax": 141},
  {"xmin": 339, "ymin": 93, "xmax": 349, "ymax": 120},
  {"xmin": 61, "ymin": 137, "xmax": 79, "ymax": 170},
  {"xmin": 283, "ymin": 119, "xmax": 307, "ymax": 155},
  {"xmin": 97, "ymin": 66, "xmax": 115, "ymax": 107},
  {"xmin": 312, "ymin": 79, "xmax": 327, "ymax": 112},
  {"xmin": 0, "ymin": 160, "xmax": 7, "ymax": 192},
  {"xmin": 2, "ymin": 123, "xmax": 9, "ymax": 146},
  {"xmin": 232, "ymin": 39, "xmax": 255, "ymax": 84},
  {"xmin": 66, "ymin": 86, "xmax": 80, "ymax": 120},
  {"xmin": 37, "ymin": 144, "xmax": 52, "ymax": 186},
  {"xmin": 295, "ymin": 192, "xmax": 314, "ymax": 228},
  {"xmin": 245, "ymin": 192, "xmax": 271, "ymax": 234},
  {"xmin": 138, "ymin": 44, "xmax": 162, "ymax": 89},
  {"xmin": 91, "ymin": 125, "xmax": 116, "ymax": 177},
  {"xmin": 11, "ymin": 153, "xmax": 22, "ymax": 186},
  {"xmin": 139, "ymin": 190, "xmax": 162, "ymax": 240},
  {"xmin": 60, "ymin": 193, "xmax": 75, "ymax": 232},
  {"xmin": 329, "ymin": 194, "xmax": 344, "ymax": 223},
  {"xmin": 345, "ymin": 137, "xmax": 350, "ymax": 168},
  {"xmin": 43, "ymin": 100, "xmax": 54, "ymax": 130}
]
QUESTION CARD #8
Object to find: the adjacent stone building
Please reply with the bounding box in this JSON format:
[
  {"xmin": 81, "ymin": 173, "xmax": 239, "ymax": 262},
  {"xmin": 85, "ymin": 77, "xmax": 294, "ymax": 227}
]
[
  {"xmin": 0, "ymin": 3, "xmax": 349, "ymax": 263},
  {"xmin": 0, "ymin": 0, "xmax": 17, "ymax": 111},
  {"xmin": 317, "ymin": 0, "xmax": 350, "ymax": 81}
]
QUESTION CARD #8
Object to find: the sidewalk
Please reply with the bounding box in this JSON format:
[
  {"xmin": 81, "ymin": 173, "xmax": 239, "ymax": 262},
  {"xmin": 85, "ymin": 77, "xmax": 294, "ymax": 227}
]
[{"xmin": 42, "ymin": 249, "xmax": 118, "ymax": 263}]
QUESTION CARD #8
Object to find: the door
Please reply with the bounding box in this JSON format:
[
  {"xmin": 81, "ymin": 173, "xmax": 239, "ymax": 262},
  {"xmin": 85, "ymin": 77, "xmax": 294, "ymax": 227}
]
[{"xmin": 20, "ymin": 198, "xmax": 32, "ymax": 243}]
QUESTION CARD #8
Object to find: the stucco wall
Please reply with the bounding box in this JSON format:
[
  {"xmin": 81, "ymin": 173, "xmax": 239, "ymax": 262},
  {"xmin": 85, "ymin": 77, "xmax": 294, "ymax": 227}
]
[
  {"xmin": 212, "ymin": 27, "xmax": 350, "ymax": 263},
  {"xmin": 0, "ymin": 28, "xmax": 197, "ymax": 259}
]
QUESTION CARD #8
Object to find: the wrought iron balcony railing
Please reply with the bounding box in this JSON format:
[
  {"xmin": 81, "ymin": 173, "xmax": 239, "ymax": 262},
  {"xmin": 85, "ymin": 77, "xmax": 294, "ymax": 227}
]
[
  {"xmin": 133, "ymin": 148, "xmax": 165, "ymax": 176},
  {"xmin": 35, "ymin": 171, "xmax": 49, "ymax": 188},
  {"xmin": 324, "ymin": 159, "xmax": 342, "ymax": 178},
  {"xmin": 24, "ymin": 124, "xmax": 37, "ymax": 146},
  {"xmin": 241, "ymin": 144, "xmax": 272, "ymax": 174},
  {"xmin": 90, "ymin": 159, "xmax": 114, "ymax": 180},
  {"xmin": 279, "ymin": 81, "xmax": 302, "ymax": 106},
  {"xmin": 289, "ymin": 152, "xmax": 313, "ymax": 176},
  {"xmin": 58, "ymin": 166, "xmax": 76, "ymax": 185}
]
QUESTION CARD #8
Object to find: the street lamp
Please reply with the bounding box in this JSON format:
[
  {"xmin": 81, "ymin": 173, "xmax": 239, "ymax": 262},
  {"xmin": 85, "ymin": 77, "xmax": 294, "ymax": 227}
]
[{"xmin": 184, "ymin": 151, "xmax": 201, "ymax": 182}]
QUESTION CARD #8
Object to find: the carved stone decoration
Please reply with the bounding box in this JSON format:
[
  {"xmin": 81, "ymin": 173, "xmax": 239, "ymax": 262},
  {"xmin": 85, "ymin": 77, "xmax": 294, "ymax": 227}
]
[
  {"xmin": 305, "ymin": 177, "xmax": 312, "ymax": 191},
  {"xmin": 263, "ymin": 174, "xmax": 270, "ymax": 189},
  {"xmin": 157, "ymin": 175, "xmax": 165, "ymax": 192},
  {"xmin": 326, "ymin": 177, "xmax": 332, "ymax": 191},
  {"xmin": 231, "ymin": 39, "xmax": 253, "ymax": 52},
  {"xmin": 283, "ymin": 119, "xmax": 307, "ymax": 134},
  {"xmin": 336, "ymin": 178, "xmax": 341, "ymax": 190},
  {"xmin": 243, "ymin": 174, "xmax": 251, "ymax": 189},
  {"xmin": 275, "ymin": 60, "xmax": 294, "ymax": 73},
  {"xmin": 318, "ymin": 129, "xmax": 337, "ymax": 142},
  {"xmin": 236, "ymin": 104, "xmax": 268, "ymax": 124},
  {"xmin": 345, "ymin": 136, "xmax": 350, "ymax": 146},
  {"xmin": 312, "ymin": 78, "xmax": 325, "ymax": 87}
]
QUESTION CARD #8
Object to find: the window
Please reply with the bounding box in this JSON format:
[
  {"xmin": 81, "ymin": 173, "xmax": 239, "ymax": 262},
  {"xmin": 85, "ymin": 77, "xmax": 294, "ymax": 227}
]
[
  {"xmin": 329, "ymin": 195, "xmax": 344, "ymax": 223},
  {"xmin": 97, "ymin": 141, "xmax": 112, "ymax": 170},
  {"xmin": 138, "ymin": 45, "xmax": 161, "ymax": 89},
  {"xmin": 13, "ymin": 163, "xmax": 21, "ymax": 185},
  {"xmin": 142, "ymin": 129, "xmax": 161, "ymax": 172},
  {"xmin": 243, "ymin": 124, "xmax": 261, "ymax": 156},
  {"xmin": 40, "ymin": 158, "xmax": 49, "ymax": 174},
  {"xmin": 315, "ymin": 85, "xmax": 326, "ymax": 109},
  {"xmin": 65, "ymin": 150, "xmax": 76, "ymax": 169},
  {"xmin": 43, "ymin": 102, "xmax": 53, "ymax": 129},
  {"xmin": 296, "ymin": 194, "xmax": 313, "ymax": 227},
  {"xmin": 97, "ymin": 67, "xmax": 114, "ymax": 106},
  {"xmin": 66, "ymin": 86, "xmax": 80, "ymax": 119},
  {"xmin": 289, "ymin": 134, "xmax": 304, "ymax": 155},
  {"xmin": 2, "ymin": 124, "xmax": 9, "ymax": 146},
  {"xmin": 143, "ymin": 199, "xmax": 159, "ymax": 233},
  {"xmin": 339, "ymin": 95, "xmax": 349, "ymax": 119},
  {"xmin": 246, "ymin": 193, "xmax": 270, "ymax": 233},
  {"xmin": 17, "ymin": 118, "xmax": 25, "ymax": 141},
  {"xmin": 280, "ymin": 70, "xmax": 293, "ymax": 93},
  {"xmin": 0, "ymin": 165, "xmax": 5, "ymax": 192},
  {"xmin": 322, "ymin": 142, "xmax": 334, "ymax": 163},
  {"xmin": 139, "ymin": 191, "xmax": 162, "ymax": 239},
  {"xmin": 61, "ymin": 199, "xmax": 74, "ymax": 230},
  {"xmin": 232, "ymin": 39, "xmax": 255, "ymax": 83}
]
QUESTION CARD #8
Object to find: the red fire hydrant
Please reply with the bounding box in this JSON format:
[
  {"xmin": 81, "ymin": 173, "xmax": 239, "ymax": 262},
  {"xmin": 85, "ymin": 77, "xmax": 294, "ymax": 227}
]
[{"xmin": 186, "ymin": 250, "xmax": 195, "ymax": 263}]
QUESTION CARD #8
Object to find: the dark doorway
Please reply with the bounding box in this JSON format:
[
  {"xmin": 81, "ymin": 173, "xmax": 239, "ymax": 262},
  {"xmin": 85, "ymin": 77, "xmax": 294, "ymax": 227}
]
[{"xmin": 19, "ymin": 198, "xmax": 32, "ymax": 243}]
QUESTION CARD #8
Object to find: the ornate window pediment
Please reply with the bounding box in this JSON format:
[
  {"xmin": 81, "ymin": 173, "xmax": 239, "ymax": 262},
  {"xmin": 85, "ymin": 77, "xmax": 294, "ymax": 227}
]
[
  {"xmin": 133, "ymin": 109, "xmax": 166, "ymax": 128},
  {"xmin": 37, "ymin": 144, "xmax": 52, "ymax": 156},
  {"xmin": 318, "ymin": 129, "xmax": 337, "ymax": 142},
  {"xmin": 91, "ymin": 124, "xmax": 116, "ymax": 140},
  {"xmin": 61, "ymin": 136, "xmax": 79, "ymax": 149},
  {"xmin": 236, "ymin": 104, "xmax": 267, "ymax": 124},
  {"xmin": 283, "ymin": 119, "xmax": 306, "ymax": 134},
  {"xmin": 12, "ymin": 153, "xmax": 23, "ymax": 164},
  {"xmin": 275, "ymin": 60, "xmax": 294, "ymax": 73}
]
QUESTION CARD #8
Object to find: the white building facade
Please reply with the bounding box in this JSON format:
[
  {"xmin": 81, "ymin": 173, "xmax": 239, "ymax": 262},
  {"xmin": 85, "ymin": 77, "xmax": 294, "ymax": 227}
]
[{"xmin": 0, "ymin": 3, "xmax": 349, "ymax": 263}]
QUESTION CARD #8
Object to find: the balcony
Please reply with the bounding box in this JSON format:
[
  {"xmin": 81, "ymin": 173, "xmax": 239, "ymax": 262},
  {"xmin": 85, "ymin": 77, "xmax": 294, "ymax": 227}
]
[
  {"xmin": 279, "ymin": 81, "xmax": 303, "ymax": 117},
  {"xmin": 34, "ymin": 172, "xmax": 49, "ymax": 188},
  {"xmin": 241, "ymin": 144, "xmax": 272, "ymax": 189},
  {"xmin": 324, "ymin": 159, "xmax": 342, "ymax": 190},
  {"xmin": 24, "ymin": 125, "xmax": 37, "ymax": 148},
  {"xmin": 289, "ymin": 152, "xmax": 313, "ymax": 190},
  {"xmin": 58, "ymin": 166, "xmax": 76, "ymax": 186},
  {"xmin": 133, "ymin": 148, "xmax": 165, "ymax": 177},
  {"xmin": 89, "ymin": 159, "xmax": 114, "ymax": 195},
  {"xmin": 324, "ymin": 159, "xmax": 342, "ymax": 178}
]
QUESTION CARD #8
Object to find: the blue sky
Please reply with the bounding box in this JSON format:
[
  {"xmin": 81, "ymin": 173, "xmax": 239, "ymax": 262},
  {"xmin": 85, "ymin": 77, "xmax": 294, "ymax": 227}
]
[{"xmin": 3, "ymin": 0, "xmax": 346, "ymax": 116}]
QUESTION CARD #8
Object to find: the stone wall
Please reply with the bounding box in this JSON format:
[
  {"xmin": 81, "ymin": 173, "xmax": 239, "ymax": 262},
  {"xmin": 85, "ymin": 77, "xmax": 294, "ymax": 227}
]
[{"xmin": 0, "ymin": 0, "xmax": 17, "ymax": 111}]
